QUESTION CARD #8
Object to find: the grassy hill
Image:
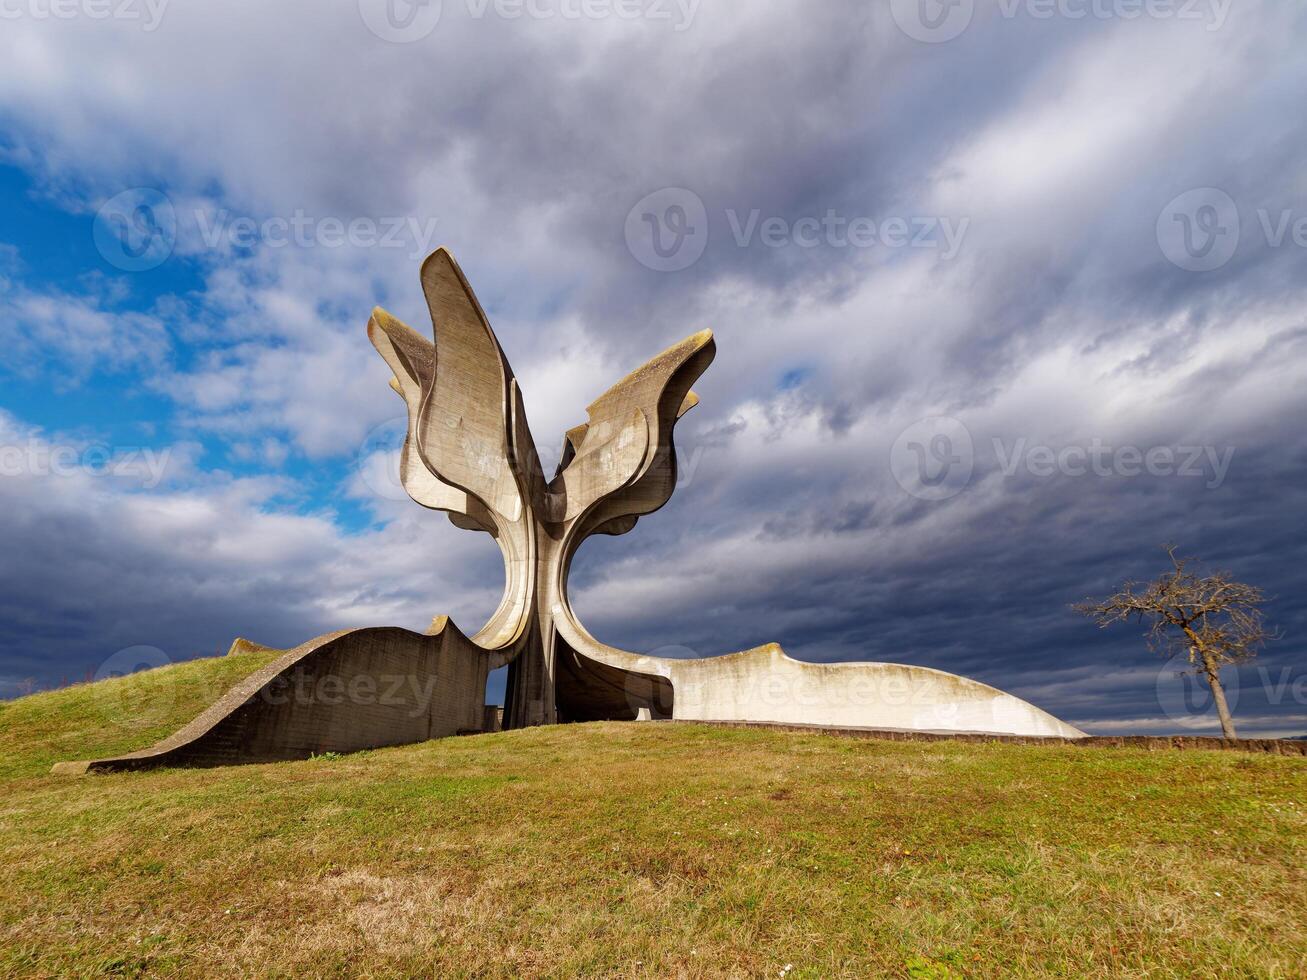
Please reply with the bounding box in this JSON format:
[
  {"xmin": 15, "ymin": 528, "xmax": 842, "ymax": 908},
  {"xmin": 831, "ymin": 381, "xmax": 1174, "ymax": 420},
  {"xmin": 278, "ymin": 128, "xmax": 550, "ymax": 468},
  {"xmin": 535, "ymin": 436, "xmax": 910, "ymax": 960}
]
[
  {"xmin": 0, "ymin": 656, "xmax": 1303, "ymax": 978},
  {"xmin": 0, "ymin": 645, "xmax": 287, "ymax": 782}
]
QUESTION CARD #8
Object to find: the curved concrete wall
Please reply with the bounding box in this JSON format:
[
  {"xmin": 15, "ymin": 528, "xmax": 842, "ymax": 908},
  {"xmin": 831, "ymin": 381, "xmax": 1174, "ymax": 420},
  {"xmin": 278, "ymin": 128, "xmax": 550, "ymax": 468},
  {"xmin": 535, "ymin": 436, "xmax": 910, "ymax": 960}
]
[
  {"xmin": 552, "ymin": 617, "xmax": 1084, "ymax": 739},
  {"xmin": 53, "ymin": 617, "xmax": 1080, "ymax": 776},
  {"xmin": 53, "ymin": 623, "xmax": 490, "ymax": 774},
  {"xmin": 362, "ymin": 248, "xmax": 1087, "ymax": 741},
  {"xmin": 662, "ymin": 646, "xmax": 1083, "ymax": 738},
  {"xmin": 53, "ymin": 249, "xmax": 1086, "ymax": 774}
]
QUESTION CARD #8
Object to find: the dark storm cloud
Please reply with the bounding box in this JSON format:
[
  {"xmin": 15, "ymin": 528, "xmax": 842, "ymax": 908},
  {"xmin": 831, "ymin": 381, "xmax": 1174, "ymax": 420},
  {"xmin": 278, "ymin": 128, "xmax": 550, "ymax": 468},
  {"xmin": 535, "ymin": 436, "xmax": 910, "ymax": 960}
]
[{"xmin": 0, "ymin": 1, "xmax": 1304, "ymax": 733}]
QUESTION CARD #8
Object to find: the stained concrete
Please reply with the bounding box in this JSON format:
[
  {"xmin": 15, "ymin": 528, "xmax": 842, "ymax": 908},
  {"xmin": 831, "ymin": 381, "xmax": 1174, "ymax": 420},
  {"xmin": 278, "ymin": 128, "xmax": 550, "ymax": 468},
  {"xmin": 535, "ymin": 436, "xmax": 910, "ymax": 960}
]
[
  {"xmin": 54, "ymin": 247, "xmax": 1086, "ymax": 775},
  {"xmin": 554, "ymin": 628, "xmax": 1084, "ymax": 740},
  {"xmin": 52, "ymin": 623, "xmax": 488, "ymax": 774}
]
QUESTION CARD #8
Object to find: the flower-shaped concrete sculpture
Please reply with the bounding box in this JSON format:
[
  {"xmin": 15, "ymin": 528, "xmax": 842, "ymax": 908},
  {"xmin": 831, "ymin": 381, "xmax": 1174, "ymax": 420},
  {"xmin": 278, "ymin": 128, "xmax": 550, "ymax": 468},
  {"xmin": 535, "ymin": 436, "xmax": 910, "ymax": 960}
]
[
  {"xmin": 366, "ymin": 249, "xmax": 1084, "ymax": 737},
  {"xmin": 54, "ymin": 248, "xmax": 1082, "ymax": 775},
  {"xmin": 367, "ymin": 248, "xmax": 712, "ymax": 727}
]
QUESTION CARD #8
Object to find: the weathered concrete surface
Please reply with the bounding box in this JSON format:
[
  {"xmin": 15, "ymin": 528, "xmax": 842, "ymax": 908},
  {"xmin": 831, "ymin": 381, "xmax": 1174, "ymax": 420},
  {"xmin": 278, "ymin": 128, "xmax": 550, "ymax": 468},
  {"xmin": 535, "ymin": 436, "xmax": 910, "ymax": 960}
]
[
  {"xmin": 51, "ymin": 622, "xmax": 489, "ymax": 774},
  {"xmin": 53, "ymin": 247, "xmax": 1087, "ymax": 774},
  {"xmin": 552, "ymin": 619, "xmax": 1085, "ymax": 738},
  {"xmin": 666, "ymin": 651, "xmax": 1079, "ymax": 737},
  {"xmin": 365, "ymin": 248, "xmax": 1084, "ymax": 738},
  {"xmin": 368, "ymin": 248, "xmax": 716, "ymax": 729}
]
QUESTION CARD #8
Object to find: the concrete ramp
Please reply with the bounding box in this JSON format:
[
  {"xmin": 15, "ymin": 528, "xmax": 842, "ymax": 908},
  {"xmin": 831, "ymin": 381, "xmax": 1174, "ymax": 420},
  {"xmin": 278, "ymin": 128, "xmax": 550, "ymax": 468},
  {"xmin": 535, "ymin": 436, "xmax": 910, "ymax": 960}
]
[{"xmin": 52, "ymin": 623, "xmax": 491, "ymax": 774}]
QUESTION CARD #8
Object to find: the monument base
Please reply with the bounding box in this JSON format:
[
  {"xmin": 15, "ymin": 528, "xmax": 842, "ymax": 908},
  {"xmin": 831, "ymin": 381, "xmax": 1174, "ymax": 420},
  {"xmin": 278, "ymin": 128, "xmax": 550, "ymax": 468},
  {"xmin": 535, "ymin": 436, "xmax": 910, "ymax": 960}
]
[{"xmin": 53, "ymin": 618, "xmax": 1084, "ymax": 774}]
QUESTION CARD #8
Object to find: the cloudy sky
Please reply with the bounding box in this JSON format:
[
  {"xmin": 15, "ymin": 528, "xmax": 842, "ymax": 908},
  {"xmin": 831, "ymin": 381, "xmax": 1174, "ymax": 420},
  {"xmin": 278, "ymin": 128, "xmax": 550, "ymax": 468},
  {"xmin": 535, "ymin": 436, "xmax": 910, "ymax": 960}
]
[{"xmin": 0, "ymin": 0, "xmax": 1304, "ymax": 735}]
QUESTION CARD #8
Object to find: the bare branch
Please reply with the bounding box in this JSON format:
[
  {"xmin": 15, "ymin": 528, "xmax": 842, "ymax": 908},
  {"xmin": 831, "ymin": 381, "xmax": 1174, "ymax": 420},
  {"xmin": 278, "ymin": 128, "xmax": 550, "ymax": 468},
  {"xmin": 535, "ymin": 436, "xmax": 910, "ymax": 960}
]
[{"xmin": 1072, "ymin": 547, "xmax": 1274, "ymax": 669}]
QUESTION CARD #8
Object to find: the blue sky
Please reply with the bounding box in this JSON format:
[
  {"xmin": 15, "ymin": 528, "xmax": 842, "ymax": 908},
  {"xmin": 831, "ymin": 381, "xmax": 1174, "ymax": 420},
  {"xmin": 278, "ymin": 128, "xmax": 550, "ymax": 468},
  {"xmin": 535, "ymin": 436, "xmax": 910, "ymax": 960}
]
[{"xmin": 0, "ymin": 1, "xmax": 1305, "ymax": 734}]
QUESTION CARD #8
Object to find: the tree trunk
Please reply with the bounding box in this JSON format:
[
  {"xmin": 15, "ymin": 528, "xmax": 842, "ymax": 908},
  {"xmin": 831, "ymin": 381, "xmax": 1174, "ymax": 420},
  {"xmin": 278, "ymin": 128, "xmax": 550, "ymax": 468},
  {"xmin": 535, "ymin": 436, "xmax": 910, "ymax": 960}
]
[{"xmin": 1201, "ymin": 654, "xmax": 1237, "ymax": 740}]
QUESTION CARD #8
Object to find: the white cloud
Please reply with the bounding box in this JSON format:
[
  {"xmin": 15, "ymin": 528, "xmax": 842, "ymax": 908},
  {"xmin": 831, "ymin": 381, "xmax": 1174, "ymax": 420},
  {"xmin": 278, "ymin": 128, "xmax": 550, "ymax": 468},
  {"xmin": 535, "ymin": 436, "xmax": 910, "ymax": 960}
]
[
  {"xmin": 0, "ymin": 267, "xmax": 170, "ymax": 381},
  {"xmin": 0, "ymin": 2, "xmax": 1304, "ymax": 729}
]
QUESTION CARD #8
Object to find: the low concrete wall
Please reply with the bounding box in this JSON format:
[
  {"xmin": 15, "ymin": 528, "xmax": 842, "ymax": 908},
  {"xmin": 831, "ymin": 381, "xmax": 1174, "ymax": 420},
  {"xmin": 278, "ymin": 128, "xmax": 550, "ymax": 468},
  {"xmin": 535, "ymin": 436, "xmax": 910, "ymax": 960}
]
[
  {"xmin": 681, "ymin": 720, "xmax": 1307, "ymax": 755},
  {"xmin": 53, "ymin": 623, "xmax": 491, "ymax": 774},
  {"xmin": 552, "ymin": 624, "xmax": 1086, "ymax": 739},
  {"xmin": 662, "ymin": 645, "xmax": 1084, "ymax": 738}
]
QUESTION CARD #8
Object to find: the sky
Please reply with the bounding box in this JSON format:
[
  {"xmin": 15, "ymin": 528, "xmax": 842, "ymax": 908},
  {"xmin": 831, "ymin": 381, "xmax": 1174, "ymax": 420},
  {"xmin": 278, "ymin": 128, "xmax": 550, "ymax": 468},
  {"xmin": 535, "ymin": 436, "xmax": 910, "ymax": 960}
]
[{"xmin": 0, "ymin": 0, "xmax": 1304, "ymax": 736}]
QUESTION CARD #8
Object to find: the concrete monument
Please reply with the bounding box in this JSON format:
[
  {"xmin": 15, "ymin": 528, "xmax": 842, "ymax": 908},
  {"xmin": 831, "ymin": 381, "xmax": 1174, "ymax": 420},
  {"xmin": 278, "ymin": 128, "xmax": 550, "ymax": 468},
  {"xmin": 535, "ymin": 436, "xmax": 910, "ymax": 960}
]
[{"xmin": 55, "ymin": 248, "xmax": 1082, "ymax": 774}]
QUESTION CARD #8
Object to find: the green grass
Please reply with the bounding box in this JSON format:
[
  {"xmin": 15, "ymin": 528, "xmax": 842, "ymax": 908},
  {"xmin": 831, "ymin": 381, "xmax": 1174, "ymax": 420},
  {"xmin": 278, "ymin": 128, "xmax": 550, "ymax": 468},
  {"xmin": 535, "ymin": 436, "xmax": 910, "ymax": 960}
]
[
  {"xmin": 0, "ymin": 656, "xmax": 1303, "ymax": 977},
  {"xmin": 0, "ymin": 646, "xmax": 286, "ymax": 781}
]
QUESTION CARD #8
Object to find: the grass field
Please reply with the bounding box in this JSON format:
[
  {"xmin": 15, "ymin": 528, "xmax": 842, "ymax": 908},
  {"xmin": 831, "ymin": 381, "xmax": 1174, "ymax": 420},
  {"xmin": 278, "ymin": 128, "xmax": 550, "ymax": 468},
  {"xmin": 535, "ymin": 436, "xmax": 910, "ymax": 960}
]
[{"xmin": 0, "ymin": 655, "xmax": 1303, "ymax": 978}]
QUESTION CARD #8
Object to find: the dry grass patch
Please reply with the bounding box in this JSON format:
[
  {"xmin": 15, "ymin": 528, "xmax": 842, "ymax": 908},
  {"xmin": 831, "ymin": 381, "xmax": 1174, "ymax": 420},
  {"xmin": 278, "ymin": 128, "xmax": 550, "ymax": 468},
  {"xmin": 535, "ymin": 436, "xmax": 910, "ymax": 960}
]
[{"xmin": 0, "ymin": 664, "xmax": 1303, "ymax": 977}]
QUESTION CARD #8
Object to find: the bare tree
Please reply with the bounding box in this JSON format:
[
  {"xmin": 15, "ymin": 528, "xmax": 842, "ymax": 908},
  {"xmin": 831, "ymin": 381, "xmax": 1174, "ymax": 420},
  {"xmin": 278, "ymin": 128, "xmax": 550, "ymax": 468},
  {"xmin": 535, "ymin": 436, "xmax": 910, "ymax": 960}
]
[{"xmin": 1074, "ymin": 546, "xmax": 1275, "ymax": 739}]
